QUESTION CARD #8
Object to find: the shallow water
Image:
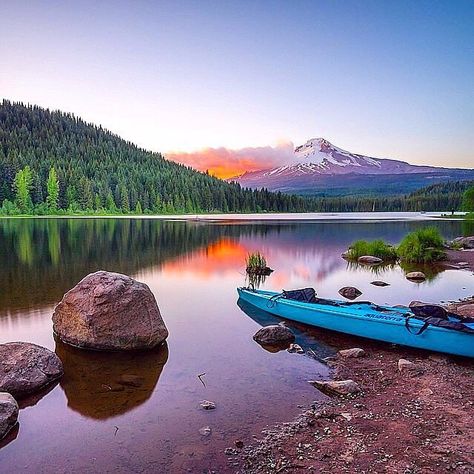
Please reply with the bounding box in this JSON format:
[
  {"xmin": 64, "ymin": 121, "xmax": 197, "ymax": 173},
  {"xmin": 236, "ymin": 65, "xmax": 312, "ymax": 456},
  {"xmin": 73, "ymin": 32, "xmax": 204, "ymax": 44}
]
[{"xmin": 0, "ymin": 217, "xmax": 473, "ymax": 473}]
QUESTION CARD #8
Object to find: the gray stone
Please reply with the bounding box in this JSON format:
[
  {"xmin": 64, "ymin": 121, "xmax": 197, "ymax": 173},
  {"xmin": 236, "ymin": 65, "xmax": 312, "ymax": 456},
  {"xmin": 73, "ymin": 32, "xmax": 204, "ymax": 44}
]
[
  {"xmin": 406, "ymin": 271, "xmax": 426, "ymax": 282},
  {"xmin": 338, "ymin": 286, "xmax": 362, "ymax": 300},
  {"xmin": 0, "ymin": 342, "xmax": 64, "ymax": 398},
  {"xmin": 53, "ymin": 271, "xmax": 168, "ymax": 351},
  {"xmin": 200, "ymin": 400, "xmax": 216, "ymax": 410},
  {"xmin": 253, "ymin": 325, "xmax": 295, "ymax": 346},
  {"xmin": 371, "ymin": 280, "xmax": 390, "ymax": 287},
  {"xmin": 338, "ymin": 348, "xmax": 366, "ymax": 358},
  {"xmin": 287, "ymin": 343, "xmax": 304, "ymax": 354},
  {"xmin": 309, "ymin": 379, "xmax": 361, "ymax": 396},
  {"xmin": 0, "ymin": 392, "xmax": 18, "ymax": 440},
  {"xmin": 398, "ymin": 358, "xmax": 415, "ymax": 372},
  {"xmin": 199, "ymin": 426, "xmax": 212, "ymax": 437}
]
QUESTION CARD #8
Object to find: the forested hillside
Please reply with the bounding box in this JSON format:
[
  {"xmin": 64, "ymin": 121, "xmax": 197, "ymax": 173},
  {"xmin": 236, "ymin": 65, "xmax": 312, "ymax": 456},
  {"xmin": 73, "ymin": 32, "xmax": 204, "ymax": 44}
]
[
  {"xmin": 0, "ymin": 100, "xmax": 472, "ymax": 215},
  {"xmin": 0, "ymin": 100, "xmax": 312, "ymax": 214}
]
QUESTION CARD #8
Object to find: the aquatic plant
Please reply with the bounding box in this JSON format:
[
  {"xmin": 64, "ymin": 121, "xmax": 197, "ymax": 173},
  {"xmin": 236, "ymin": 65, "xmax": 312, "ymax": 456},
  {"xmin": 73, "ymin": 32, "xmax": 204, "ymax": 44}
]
[
  {"xmin": 345, "ymin": 239, "xmax": 397, "ymax": 261},
  {"xmin": 246, "ymin": 252, "xmax": 268, "ymax": 272},
  {"xmin": 397, "ymin": 227, "xmax": 445, "ymax": 263}
]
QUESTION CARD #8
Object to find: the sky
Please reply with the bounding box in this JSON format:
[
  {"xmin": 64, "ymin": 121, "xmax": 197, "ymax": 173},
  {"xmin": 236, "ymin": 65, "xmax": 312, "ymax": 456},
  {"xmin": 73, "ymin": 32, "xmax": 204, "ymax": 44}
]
[{"xmin": 1, "ymin": 0, "xmax": 473, "ymax": 178}]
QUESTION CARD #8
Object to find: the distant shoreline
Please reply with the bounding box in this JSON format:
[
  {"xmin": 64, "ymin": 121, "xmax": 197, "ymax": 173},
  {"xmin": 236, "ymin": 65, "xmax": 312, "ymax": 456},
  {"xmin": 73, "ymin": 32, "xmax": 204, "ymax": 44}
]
[{"xmin": 0, "ymin": 211, "xmax": 468, "ymax": 222}]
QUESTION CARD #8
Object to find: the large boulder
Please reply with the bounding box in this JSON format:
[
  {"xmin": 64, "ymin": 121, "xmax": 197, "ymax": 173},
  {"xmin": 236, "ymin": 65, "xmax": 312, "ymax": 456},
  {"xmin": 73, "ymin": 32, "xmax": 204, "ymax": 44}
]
[
  {"xmin": 0, "ymin": 393, "xmax": 18, "ymax": 440},
  {"xmin": 0, "ymin": 342, "xmax": 63, "ymax": 398},
  {"xmin": 52, "ymin": 271, "xmax": 168, "ymax": 351},
  {"xmin": 338, "ymin": 286, "xmax": 362, "ymax": 300},
  {"xmin": 253, "ymin": 325, "xmax": 295, "ymax": 346}
]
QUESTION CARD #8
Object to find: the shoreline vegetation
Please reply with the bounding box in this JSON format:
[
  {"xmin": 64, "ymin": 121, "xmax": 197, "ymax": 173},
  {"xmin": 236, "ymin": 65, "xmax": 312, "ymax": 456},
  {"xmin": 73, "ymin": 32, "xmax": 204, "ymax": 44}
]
[{"xmin": 346, "ymin": 228, "xmax": 450, "ymax": 264}]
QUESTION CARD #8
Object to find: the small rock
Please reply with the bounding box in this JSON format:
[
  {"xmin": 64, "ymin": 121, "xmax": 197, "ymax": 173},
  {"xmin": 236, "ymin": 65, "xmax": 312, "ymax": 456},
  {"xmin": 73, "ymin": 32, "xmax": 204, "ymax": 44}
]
[
  {"xmin": 200, "ymin": 400, "xmax": 216, "ymax": 410},
  {"xmin": 419, "ymin": 388, "xmax": 434, "ymax": 397},
  {"xmin": 371, "ymin": 280, "xmax": 390, "ymax": 287},
  {"xmin": 338, "ymin": 287, "xmax": 362, "ymax": 300},
  {"xmin": 224, "ymin": 447, "xmax": 238, "ymax": 456},
  {"xmin": 0, "ymin": 392, "xmax": 18, "ymax": 440},
  {"xmin": 198, "ymin": 426, "xmax": 212, "ymax": 437},
  {"xmin": 406, "ymin": 271, "xmax": 426, "ymax": 282},
  {"xmin": 340, "ymin": 412, "xmax": 352, "ymax": 421},
  {"xmin": 287, "ymin": 343, "xmax": 304, "ymax": 354},
  {"xmin": 398, "ymin": 358, "xmax": 415, "ymax": 372},
  {"xmin": 357, "ymin": 255, "xmax": 383, "ymax": 265},
  {"xmin": 253, "ymin": 325, "xmax": 295, "ymax": 346},
  {"xmin": 235, "ymin": 440, "xmax": 244, "ymax": 449},
  {"xmin": 338, "ymin": 348, "xmax": 365, "ymax": 358},
  {"xmin": 309, "ymin": 379, "xmax": 361, "ymax": 396}
]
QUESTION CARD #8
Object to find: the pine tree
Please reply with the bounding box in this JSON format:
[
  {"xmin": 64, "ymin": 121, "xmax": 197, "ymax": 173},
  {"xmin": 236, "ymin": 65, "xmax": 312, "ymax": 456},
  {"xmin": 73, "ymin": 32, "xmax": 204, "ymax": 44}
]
[
  {"xmin": 46, "ymin": 167, "xmax": 60, "ymax": 212},
  {"xmin": 13, "ymin": 166, "xmax": 33, "ymax": 213}
]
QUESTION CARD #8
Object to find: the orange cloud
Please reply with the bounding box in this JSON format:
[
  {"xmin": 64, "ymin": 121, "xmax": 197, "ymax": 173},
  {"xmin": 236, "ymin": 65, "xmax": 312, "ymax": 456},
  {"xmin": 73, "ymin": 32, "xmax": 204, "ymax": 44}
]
[{"xmin": 166, "ymin": 142, "xmax": 294, "ymax": 179}]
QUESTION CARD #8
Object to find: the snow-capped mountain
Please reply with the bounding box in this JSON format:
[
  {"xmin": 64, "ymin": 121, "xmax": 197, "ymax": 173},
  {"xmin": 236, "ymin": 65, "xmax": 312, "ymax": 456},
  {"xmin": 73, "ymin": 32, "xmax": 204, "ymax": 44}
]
[{"xmin": 230, "ymin": 138, "xmax": 474, "ymax": 194}]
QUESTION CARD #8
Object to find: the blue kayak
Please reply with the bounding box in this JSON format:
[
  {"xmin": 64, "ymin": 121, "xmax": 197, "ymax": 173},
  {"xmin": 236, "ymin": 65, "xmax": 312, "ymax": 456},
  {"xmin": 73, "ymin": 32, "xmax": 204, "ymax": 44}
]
[{"xmin": 237, "ymin": 287, "xmax": 474, "ymax": 358}]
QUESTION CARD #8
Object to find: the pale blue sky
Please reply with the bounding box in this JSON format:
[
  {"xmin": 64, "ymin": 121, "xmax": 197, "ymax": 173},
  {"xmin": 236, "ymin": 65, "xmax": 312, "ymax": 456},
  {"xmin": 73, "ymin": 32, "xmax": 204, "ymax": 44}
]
[{"xmin": 1, "ymin": 0, "xmax": 473, "ymax": 168}]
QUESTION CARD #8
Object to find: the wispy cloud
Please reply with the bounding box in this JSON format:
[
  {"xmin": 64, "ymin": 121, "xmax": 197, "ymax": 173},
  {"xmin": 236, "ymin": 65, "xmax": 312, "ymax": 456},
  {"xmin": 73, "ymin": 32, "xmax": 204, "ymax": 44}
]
[{"xmin": 166, "ymin": 142, "xmax": 294, "ymax": 179}]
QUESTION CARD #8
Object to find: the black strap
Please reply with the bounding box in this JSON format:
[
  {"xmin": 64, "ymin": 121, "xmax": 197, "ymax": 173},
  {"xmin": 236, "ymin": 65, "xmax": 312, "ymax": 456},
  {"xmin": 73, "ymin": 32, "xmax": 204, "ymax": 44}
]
[
  {"xmin": 405, "ymin": 316, "xmax": 430, "ymax": 335},
  {"xmin": 267, "ymin": 293, "xmax": 283, "ymax": 308}
]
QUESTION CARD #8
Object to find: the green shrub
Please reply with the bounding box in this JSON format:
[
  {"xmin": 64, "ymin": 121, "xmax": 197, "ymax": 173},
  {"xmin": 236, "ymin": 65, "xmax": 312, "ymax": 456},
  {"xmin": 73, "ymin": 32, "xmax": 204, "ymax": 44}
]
[
  {"xmin": 346, "ymin": 239, "xmax": 397, "ymax": 261},
  {"xmin": 397, "ymin": 227, "xmax": 445, "ymax": 263}
]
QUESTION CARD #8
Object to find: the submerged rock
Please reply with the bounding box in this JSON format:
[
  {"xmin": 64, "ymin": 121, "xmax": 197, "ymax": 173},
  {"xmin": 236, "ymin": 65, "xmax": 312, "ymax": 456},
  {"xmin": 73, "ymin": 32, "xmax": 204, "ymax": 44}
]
[
  {"xmin": 406, "ymin": 271, "xmax": 426, "ymax": 282},
  {"xmin": 0, "ymin": 393, "xmax": 18, "ymax": 440},
  {"xmin": 199, "ymin": 426, "xmax": 212, "ymax": 437},
  {"xmin": 253, "ymin": 325, "xmax": 295, "ymax": 346},
  {"xmin": 200, "ymin": 400, "xmax": 216, "ymax": 410},
  {"xmin": 357, "ymin": 255, "xmax": 383, "ymax": 265},
  {"xmin": 338, "ymin": 287, "xmax": 362, "ymax": 300},
  {"xmin": 371, "ymin": 280, "xmax": 390, "ymax": 287},
  {"xmin": 338, "ymin": 348, "xmax": 365, "ymax": 358},
  {"xmin": 52, "ymin": 271, "xmax": 168, "ymax": 351},
  {"xmin": 287, "ymin": 343, "xmax": 304, "ymax": 354},
  {"xmin": 309, "ymin": 379, "xmax": 361, "ymax": 396},
  {"xmin": 0, "ymin": 342, "xmax": 63, "ymax": 398}
]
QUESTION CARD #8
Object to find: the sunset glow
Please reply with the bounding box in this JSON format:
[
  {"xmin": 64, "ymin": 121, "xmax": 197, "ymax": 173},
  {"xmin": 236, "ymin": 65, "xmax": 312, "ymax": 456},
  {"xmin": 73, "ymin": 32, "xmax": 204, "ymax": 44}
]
[{"xmin": 166, "ymin": 143, "xmax": 294, "ymax": 179}]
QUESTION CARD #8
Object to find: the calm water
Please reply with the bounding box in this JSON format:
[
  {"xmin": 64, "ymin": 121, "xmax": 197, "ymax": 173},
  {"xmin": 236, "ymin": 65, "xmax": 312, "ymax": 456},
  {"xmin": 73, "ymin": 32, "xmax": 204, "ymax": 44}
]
[{"xmin": 0, "ymin": 217, "xmax": 473, "ymax": 473}]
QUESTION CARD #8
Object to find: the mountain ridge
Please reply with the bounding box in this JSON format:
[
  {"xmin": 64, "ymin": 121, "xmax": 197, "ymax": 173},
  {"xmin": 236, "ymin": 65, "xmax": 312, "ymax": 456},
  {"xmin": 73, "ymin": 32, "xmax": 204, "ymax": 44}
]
[{"xmin": 230, "ymin": 138, "xmax": 474, "ymax": 195}]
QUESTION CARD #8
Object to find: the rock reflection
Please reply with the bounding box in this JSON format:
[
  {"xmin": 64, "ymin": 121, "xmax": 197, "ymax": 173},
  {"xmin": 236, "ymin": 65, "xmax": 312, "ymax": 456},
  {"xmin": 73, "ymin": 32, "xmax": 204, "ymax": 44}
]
[{"xmin": 56, "ymin": 341, "xmax": 168, "ymax": 419}]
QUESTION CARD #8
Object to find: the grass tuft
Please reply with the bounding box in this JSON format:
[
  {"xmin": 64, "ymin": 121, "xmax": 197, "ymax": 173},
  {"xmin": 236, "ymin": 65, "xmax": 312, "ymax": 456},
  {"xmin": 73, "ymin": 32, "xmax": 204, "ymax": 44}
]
[
  {"xmin": 346, "ymin": 239, "xmax": 397, "ymax": 261},
  {"xmin": 397, "ymin": 227, "xmax": 445, "ymax": 263}
]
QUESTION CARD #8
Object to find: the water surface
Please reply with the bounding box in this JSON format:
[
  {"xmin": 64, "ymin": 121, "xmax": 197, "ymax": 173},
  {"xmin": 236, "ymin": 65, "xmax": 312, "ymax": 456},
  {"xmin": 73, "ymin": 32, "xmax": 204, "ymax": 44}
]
[{"xmin": 0, "ymin": 217, "xmax": 472, "ymax": 473}]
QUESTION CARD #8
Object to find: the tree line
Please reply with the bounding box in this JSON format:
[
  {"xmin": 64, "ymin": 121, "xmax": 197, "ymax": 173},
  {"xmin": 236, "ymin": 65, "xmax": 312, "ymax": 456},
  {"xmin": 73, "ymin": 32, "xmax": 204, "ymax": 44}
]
[
  {"xmin": 0, "ymin": 100, "xmax": 313, "ymax": 215},
  {"xmin": 1, "ymin": 100, "xmax": 473, "ymax": 215}
]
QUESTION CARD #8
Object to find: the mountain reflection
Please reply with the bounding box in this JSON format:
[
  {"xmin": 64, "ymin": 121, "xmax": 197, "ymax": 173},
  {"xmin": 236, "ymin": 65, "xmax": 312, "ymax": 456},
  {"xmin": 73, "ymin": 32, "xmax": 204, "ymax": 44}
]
[{"xmin": 56, "ymin": 341, "xmax": 169, "ymax": 420}]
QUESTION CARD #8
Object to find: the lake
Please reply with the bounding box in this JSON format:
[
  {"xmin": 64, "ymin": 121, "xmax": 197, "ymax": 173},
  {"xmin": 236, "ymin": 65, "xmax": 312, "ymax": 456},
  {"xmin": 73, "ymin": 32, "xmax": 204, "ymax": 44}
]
[{"xmin": 0, "ymin": 217, "xmax": 473, "ymax": 473}]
